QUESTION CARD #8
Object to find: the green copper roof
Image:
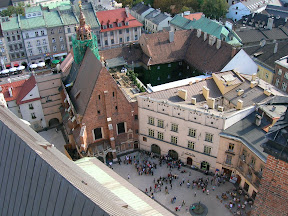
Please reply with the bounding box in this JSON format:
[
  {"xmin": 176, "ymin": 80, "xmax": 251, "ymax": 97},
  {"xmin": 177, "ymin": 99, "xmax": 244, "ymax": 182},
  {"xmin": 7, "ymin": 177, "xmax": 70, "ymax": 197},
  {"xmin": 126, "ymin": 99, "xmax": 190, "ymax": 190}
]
[
  {"xmin": 1, "ymin": 17, "xmax": 20, "ymax": 31},
  {"xmin": 74, "ymin": 3, "xmax": 100, "ymax": 29},
  {"xmin": 20, "ymin": 15, "xmax": 45, "ymax": 30},
  {"xmin": 40, "ymin": 0, "xmax": 71, "ymax": 9},
  {"xmin": 171, "ymin": 15, "xmax": 242, "ymax": 46},
  {"xmin": 25, "ymin": 6, "xmax": 42, "ymax": 13},
  {"xmin": 60, "ymin": 10, "xmax": 78, "ymax": 25},
  {"xmin": 43, "ymin": 10, "xmax": 63, "ymax": 27}
]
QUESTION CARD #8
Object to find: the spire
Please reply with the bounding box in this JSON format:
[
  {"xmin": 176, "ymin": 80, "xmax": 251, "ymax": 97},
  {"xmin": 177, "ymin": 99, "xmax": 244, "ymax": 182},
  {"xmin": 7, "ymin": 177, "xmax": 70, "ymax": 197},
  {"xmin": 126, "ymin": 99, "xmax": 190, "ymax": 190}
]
[{"xmin": 76, "ymin": 1, "xmax": 92, "ymax": 41}]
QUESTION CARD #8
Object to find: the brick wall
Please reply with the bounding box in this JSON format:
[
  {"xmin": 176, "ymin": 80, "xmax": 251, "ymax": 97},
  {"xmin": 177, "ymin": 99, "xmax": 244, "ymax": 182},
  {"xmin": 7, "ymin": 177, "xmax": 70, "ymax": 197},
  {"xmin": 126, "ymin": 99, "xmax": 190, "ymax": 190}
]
[
  {"xmin": 81, "ymin": 68, "xmax": 138, "ymax": 151},
  {"xmin": 252, "ymin": 155, "xmax": 288, "ymax": 216}
]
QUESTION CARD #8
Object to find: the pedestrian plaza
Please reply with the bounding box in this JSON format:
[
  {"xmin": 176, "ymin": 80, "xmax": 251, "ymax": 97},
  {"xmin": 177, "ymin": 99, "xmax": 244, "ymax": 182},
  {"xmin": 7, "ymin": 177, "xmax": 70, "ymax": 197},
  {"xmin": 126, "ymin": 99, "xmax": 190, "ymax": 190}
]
[{"xmin": 112, "ymin": 151, "xmax": 253, "ymax": 216}]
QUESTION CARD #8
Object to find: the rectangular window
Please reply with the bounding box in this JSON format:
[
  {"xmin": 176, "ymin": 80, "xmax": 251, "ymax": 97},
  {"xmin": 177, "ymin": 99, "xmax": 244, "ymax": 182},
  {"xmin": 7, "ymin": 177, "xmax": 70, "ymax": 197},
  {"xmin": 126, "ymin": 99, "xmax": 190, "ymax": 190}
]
[
  {"xmin": 19, "ymin": 43, "xmax": 23, "ymax": 49},
  {"xmin": 188, "ymin": 141, "xmax": 195, "ymax": 150},
  {"xmin": 93, "ymin": 127, "xmax": 103, "ymax": 140},
  {"xmin": 59, "ymin": 36, "xmax": 63, "ymax": 42},
  {"xmin": 188, "ymin": 128, "xmax": 196, "ymax": 137},
  {"xmin": 25, "ymin": 33, "xmax": 29, "ymax": 39},
  {"xmin": 117, "ymin": 122, "xmax": 126, "ymax": 134},
  {"xmin": 53, "ymin": 46, "xmax": 57, "ymax": 52},
  {"xmin": 105, "ymin": 40, "xmax": 108, "ymax": 45},
  {"xmin": 110, "ymin": 31, "xmax": 114, "ymax": 36},
  {"xmin": 157, "ymin": 119, "xmax": 164, "ymax": 128},
  {"xmin": 29, "ymin": 103, "xmax": 34, "ymax": 109},
  {"xmin": 42, "ymin": 39, "xmax": 46, "ymax": 44},
  {"xmin": 31, "ymin": 113, "xmax": 36, "ymax": 119},
  {"xmin": 27, "ymin": 41, "xmax": 31, "ymax": 47},
  {"xmin": 67, "ymin": 28, "xmax": 71, "ymax": 33},
  {"xmin": 148, "ymin": 116, "xmax": 154, "ymax": 125},
  {"xmin": 52, "ymin": 38, "xmax": 56, "ymax": 43},
  {"xmin": 43, "ymin": 46, "xmax": 48, "ymax": 53},
  {"xmin": 12, "ymin": 36, "xmax": 15, "ymax": 41},
  {"xmin": 51, "ymin": 29, "xmax": 54, "ymax": 34},
  {"xmin": 7, "ymin": 37, "xmax": 10, "ymax": 42},
  {"xmin": 171, "ymin": 136, "xmax": 178, "ymax": 144},
  {"xmin": 135, "ymin": 35, "xmax": 138, "ymax": 40},
  {"xmin": 37, "ymin": 40, "xmax": 40, "ymax": 45},
  {"xmin": 158, "ymin": 131, "xmax": 164, "ymax": 140},
  {"xmin": 17, "ymin": 35, "xmax": 20, "ymax": 40},
  {"xmin": 127, "ymin": 36, "xmax": 130, "ymax": 42},
  {"xmin": 35, "ymin": 31, "xmax": 39, "ymax": 37},
  {"xmin": 228, "ymin": 143, "xmax": 234, "ymax": 152},
  {"xmin": 226, "ymin": 155, "xmax": 232, "ymax": 165},
  {"xmin": 119, "ymin": 38, "xmax": 123, "ymax": 43},
  {"xmin": 41, "ymin": 30, "xmax": 45, "ymax": 35},
  {"xmin": 111, "ymin": 39, "xmax": 114, "ymax": 44},
  {"xmin": 171, "ymin": 123, "xmax": 178, "ymax": 132},
  {"xmin": 104, "ymin": 32, "xmax": 107, "ymax": 37},
  {"xmin": 38, "ymin": 48, "xmax": 42, "ymax": 54},
  {"xmin": 61, "ymin": 44, "xmax": 65, "ymax": 50},
  {"xmin": 58, "ymin": 28, "xmax": 62, "ymax": 33},
  {"xmin": 205, "ymin": 133, "xmax": 213, "ymax": 143},
  {"xmin": 148, "ymin": 128, "xmax": 154, "ymax": 137},
  {"xmin": 119, "ymin": 30, "xmax": 122, "ymax": 34},
  {"xmin": 134, "ymin": 115, "xmax": 138, "ymax": 120},
  {"xmin": 204, "ymin": 146, "xmax": 211, "ymax": 155},
  {"xmin": 126, "ymin": 29, "xmax": 129, "ymax": 33},
  {"xmin": 134, "ymin": 27, "xmax": 137, "ymax": 32}
]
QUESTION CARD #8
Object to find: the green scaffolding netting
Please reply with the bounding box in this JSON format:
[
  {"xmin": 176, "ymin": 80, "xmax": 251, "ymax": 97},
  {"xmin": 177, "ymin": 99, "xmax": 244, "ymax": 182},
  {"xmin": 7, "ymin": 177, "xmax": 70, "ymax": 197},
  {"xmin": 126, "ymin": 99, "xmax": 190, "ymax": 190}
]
[{"xmin": 72, "ymin": 33, "xmax": 100, "ymax": 64}]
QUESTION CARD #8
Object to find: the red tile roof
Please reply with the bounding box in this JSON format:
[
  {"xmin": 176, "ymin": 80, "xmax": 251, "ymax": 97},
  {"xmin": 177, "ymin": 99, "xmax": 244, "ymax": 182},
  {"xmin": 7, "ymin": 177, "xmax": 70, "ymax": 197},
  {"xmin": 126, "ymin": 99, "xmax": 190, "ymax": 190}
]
[
  {"xmin": 16, "ymin": 75, "xmax": 39, "ymax": 105},
  {"xmin": 184, "ymin": 12, "xmax": 203, "ymax": 21},
  {"xmin": 96, "ymin": 8, "xmax": 142, "ymax": 33},
  {"xmin": 0, "ymin": 79, "xmax": 26, "ymax": 102}
]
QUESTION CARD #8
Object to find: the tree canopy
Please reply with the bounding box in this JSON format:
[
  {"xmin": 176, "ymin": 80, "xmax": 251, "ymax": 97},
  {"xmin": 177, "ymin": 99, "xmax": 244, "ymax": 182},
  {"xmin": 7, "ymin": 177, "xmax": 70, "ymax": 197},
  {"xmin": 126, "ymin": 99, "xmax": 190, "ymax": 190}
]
[
  {"xmin": 201, "ymin": 0, "xmax": 228, "ymax": 19},
  {"xmin": 0, "ymin": 3, "xmax": 25, "ymax": 17}
]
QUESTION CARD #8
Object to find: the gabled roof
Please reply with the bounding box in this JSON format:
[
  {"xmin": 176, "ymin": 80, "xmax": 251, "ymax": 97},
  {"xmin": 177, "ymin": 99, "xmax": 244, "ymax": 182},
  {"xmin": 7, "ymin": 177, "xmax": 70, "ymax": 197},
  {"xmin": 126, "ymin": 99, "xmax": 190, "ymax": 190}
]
[
  {"xmin": 69, "ymin": 48, "xmax": 103, "ymax": 116},
  {"xmin": 243, "ymin": 41, "xmax": 288, "ymax": 69},
  {"xmin": 16, "ymin": 75, "xmax": 39, "ymax": 105},
  {"xmin": 237, "ymin": 13, "xmax": 287, "ymax": 28},
  {"xmin": 0, "ymin": 79, "xmax": 26, "ymax": 102},
  {"xmin": 96, "ymin": 8, "xmax": 142, "ymax": 32},
  {"xmin": 265, "ymin": 4, "xmax": 288, "ymax": 19},
  {"xmin": 147, "ymin": 13, "xmax": 171, "ymax": 25},
  {"xmin": 241, "ymin": 0, "xmax": 268, "ymax": 12},
  {"xmin": 131, "ymin": 2, "xmax": 152, "ymax": 15}
]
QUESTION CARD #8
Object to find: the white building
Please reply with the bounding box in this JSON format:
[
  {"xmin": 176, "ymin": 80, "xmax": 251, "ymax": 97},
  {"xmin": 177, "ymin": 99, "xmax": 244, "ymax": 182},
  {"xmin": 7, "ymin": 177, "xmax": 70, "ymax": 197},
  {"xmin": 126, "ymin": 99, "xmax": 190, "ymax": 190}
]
[
  {"xmin": 138, "ymin": 70, "xmax": 275, "ymax": 172},
  {"xmin": 0, "ymin": 75, "xmax": 46, "ymax": 131},
  {"xmin": 144, "ymin": 9, "xmax": 172, "ymax": 33},
  {"xmin": 130, "ymin": 2, "xmax": 154, "ymax": 24},
  {"xmin": 226, "ymin": 0, "xmax": 268, "ymax": 22}
]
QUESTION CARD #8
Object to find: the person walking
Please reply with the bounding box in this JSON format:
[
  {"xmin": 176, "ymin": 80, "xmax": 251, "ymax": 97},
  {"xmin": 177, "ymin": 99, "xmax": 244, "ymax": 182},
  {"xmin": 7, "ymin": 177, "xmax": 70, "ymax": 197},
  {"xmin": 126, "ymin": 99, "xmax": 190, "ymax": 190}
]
[
  {"xmin": 182, "ymin": 200, "xmax": 185, "ymax": 206},
  {"xmin": 194, "ymin": 192, "xmax": 197, "ymax": 197},
  {"xmin": 127, "ymin": 174, "xmax": 130, "ymax": 180}
]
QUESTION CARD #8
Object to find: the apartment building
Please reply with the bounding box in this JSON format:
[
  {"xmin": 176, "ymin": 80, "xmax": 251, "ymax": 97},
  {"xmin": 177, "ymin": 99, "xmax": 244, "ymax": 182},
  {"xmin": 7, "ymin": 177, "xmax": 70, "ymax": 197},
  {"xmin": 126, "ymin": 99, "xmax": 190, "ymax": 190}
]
[
  {"xmin": 0, "ymin": 30, "xmax": 10, "ymax": 69},
  {"xmin": 272, "ymin": 55, "xmax": 288, "ymax": 93},
  {"xmin": 1, "ymin": 16, "xmax": 27, "ymax": 66},
  {"xmin": 144, "ymin": 9, "xmax": 172, "ymax": 33},
  {"xmin": 130, "ymin": 2, "xmax": 154, "ymax": 24},
  {"xmin": 138, "ymin": 70, "xmax": 274, "ymax": 172},
  {"xmin": 96, "ymin": 8, "xmax": 142, "ymax": 49}
]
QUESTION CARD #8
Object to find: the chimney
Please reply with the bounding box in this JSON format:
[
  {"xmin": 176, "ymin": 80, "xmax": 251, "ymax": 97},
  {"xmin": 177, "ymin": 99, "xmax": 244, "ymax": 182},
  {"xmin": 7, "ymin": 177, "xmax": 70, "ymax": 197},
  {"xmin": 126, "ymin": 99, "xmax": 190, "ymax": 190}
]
[
  {"xmin": 251, "ymin": 73, "xmax": 257, "ymax": 81},
  {"xmin": 250, "ymin": 81, "xmax": 257, "ymax": 88},
  {"xmin": 208, "ymin": 35, "xmax": 216, "ymax": 46},
  {"xmin": 178, "ymin": 89, "xmax": 187, "ymax": 101},
  {"xmin": 231, "ymin": 47, "xmax": 237, "ymax": 57},
  {"xmin": 203, "ymin": 32, "xmax": 207, "ymax": 41},
  {"xmin": 169, "ymin": 30, "xmax": 174, "ymax": 43},
  {"xmin": 191, "ymin": 97, "xmax": 196, "ymax": 105},
  {"xmin": 237, "ymin": 89, "xmax": 244, "ymax": 96},
  {"xmin": 125, "ymin": 7, "xmax": 129, "ymax": 17},
  {"xmin": 274, "ymin": 43, "xmax": 278, "ymax": 54},
  {"xmin": 218, "ymin": 106, "xmax": 224, "ymax": 112},
  {"xmin": 216, "ymin": 39, "xmax": 221, "ymax": 49},
  {"xmin": 264, "ymin": 89, "xmax": 272, "ymax": 96},
  {"xmin": 207, "ymin": 97, "xmax": 215, "ymax": 109},
  {"xmin": 197, "ymin": 29, "xmax": 201, "ymax": 38},
  {"xmin": 202, "ymin": 86, "xmax": 209, "ymax": 100},
  {"xmin": 255, "ymin": 114, "xmax": 262, "ymax": 126},
  {"xmin": 8, "ymin": 87, "xmax": 13, "ymax": 97},
  {"xmin": 267, "ymin": 18, "xmax": 273, "ymax": 30},
  {"xmin": 236, "ymin": 99, "xmax": 243, "ymax": 110}
]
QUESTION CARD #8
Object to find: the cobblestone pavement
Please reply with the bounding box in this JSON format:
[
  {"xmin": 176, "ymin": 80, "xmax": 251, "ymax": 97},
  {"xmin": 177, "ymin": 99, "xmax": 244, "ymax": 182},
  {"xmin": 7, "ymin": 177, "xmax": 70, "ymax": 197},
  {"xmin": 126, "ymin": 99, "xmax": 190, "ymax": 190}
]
[
  {"xmin": 38, "ymin": 128, "xmax": 66, "ymax": 154},
  {"xmin": 112, "ymin": 152, "xmax": 245, "ymax": 216}
]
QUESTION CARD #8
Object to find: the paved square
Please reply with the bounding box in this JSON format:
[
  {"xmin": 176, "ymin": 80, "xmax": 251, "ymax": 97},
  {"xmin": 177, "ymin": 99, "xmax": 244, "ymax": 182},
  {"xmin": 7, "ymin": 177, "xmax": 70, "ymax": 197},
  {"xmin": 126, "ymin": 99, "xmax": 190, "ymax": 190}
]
[{"xmin": 112, "ymin": 152, "xmax": 244, "ymax": 216}]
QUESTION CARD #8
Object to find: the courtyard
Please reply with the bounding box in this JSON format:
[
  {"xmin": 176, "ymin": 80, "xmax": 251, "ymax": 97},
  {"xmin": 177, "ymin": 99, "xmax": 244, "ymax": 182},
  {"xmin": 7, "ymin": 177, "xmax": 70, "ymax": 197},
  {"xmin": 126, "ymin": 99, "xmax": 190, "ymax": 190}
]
[{"xmin": 112, "ymin": 151, "xmax": 253, "ymax": 216}]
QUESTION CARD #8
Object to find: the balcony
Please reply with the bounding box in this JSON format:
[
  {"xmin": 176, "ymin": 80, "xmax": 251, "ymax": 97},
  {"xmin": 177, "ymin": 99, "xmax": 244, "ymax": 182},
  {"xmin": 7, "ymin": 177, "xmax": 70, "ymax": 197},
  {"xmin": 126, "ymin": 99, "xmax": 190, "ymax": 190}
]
[
  {"xmin": 254, "ymin": 171, "xmax": 263, "ymax": 179},
  {"xmin": 225, "ymin": 149, "xmax": 235, "ymax": 155},
  {"xmin": 239, "ymin": 155, "xmax": 247, "ymax": 162}
]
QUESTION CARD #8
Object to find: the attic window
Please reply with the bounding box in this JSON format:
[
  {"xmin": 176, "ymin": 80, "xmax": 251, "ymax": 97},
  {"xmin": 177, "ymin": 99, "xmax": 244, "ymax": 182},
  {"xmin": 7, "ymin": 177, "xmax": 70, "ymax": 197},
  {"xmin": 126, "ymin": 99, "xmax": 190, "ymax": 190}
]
[
  {"xmin": 118, "ymin": 23, "xmax": 122, "ymax": 27},
  {"xmin": 125, "ymin": 21, "xmax": 129, "ymax": 26},
  {"xmin": 253, "ymin": 51, "xmax": 263, "ymax": 57},
  {"xmin": 74, "ymin": 90, "xmax": 81, "ymax": 99},
  {"xmin": 109, "ymin": 24, "xmax": 113, "ymax": 28},
  {"xmin": 103, "ymin": 25, "xmax": 107, "ymax": 29}
]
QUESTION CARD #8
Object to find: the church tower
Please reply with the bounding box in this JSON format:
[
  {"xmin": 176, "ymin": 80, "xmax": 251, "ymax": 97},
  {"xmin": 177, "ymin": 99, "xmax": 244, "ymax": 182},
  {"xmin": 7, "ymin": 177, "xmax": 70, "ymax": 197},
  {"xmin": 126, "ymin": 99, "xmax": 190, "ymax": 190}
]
[{"xmin": 72, "ymin": 2, "xmax": 100, "ymax": 64}]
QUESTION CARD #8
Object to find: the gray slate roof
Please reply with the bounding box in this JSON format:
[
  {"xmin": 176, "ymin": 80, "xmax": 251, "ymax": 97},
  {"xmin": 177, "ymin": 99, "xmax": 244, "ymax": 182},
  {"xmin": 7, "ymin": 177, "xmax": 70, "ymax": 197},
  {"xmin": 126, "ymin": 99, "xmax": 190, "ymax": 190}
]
[
  {"xmin": 149, "ymin": 13, "xmax": 170, "ymax": 25},
  {"xmin": 69, "ymin": 48, "xmax": 103, "ymax": 116},
  {"xmin": 131, "ymin": 3, "xmax": 151, "ymax": 14},
  {"xmin": 0, "ymin": 106, "xmax": 109, "ymax": 216},
  {"xmin": 0, "ymin": 0, "xmax": 11, "ymax": 8},
  {"xmin": 222, "ymin": 111, "xmax": 268, "ymax": 161}
]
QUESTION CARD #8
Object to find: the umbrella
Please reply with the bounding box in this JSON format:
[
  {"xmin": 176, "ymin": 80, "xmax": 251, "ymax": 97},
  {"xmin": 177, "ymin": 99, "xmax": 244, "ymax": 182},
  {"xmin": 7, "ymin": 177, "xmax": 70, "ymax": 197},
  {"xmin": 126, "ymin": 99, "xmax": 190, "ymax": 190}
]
[
  {"xmin": 52, "ymin": 59, "xmax": 60, "ymax": 64},
  {"xmin": 1, "ymin": 69, "xmax": 9, "ymax": 74},
  {"xmin": 17, "ymin": 66, "xmax": 25, "ymax": 70},
  {"xmin": 5, "ymin": 65, "xmax": 11, "ymax": 68},
  {"xmin": 30, "ymin": 64, "xmax": 38, "ymax": 69},
  {"xmin": 37, "ymin": 62, "xmax": 45, "ymax": 67},
  {"xmin": 9, "ymin": 67, "xmax": 17, "ymax": 72},
  {"xmin": 13, "ymin": 64, "xmax": 19, "ymax": 67}
]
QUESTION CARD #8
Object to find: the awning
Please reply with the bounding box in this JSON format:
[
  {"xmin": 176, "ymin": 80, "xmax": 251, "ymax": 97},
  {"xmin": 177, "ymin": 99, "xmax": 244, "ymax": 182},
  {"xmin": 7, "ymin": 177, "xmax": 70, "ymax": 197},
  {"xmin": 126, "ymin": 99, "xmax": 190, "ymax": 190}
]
[{"xmin": 106, "ymin": 57, "xmax": 126, "ymax": 68}]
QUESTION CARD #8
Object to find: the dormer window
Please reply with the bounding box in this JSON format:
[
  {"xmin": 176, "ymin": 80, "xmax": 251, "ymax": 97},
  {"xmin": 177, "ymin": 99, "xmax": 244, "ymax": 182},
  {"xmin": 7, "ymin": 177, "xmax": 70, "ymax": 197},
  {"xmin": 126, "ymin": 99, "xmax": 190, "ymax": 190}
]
[
  {"xmin": 125, "ymin": 21, "xmax": 129, "ymax": 26},
  {"xmin": 109, "ymin": 24, "xmax": 113, "ymax": 28},
  {"xmin": 118, "ymin": 22, "xmax": 122, "ymax": 27},
  {"xmin": 103, "ymin": 25, "xmax": 107, "ymax": 29}
]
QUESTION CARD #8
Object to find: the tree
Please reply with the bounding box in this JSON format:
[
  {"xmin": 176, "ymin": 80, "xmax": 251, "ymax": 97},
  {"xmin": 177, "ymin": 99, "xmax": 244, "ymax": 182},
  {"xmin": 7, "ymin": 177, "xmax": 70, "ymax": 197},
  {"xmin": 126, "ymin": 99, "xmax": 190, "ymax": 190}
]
[{"xmin": 201, "ymin": 0, "xmax": 228, "ymax": 20}]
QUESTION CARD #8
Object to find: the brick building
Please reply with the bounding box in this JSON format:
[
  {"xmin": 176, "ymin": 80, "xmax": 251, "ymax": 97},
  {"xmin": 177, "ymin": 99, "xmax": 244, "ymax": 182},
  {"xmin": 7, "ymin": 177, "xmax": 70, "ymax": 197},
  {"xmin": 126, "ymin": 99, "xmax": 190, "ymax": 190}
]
[
  {"xmin": 252, "ymin": 99, "xmax": 288, "ymax": 216},
  {"xmin": 61, "ymin": 4, "xmax": 138, "ymax": 162}
]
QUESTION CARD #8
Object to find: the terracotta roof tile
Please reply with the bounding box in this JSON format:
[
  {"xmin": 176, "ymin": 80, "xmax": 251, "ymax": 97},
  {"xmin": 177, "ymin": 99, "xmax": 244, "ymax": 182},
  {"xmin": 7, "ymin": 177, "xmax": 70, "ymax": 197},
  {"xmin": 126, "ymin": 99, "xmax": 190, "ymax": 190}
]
[
  {"xmin": 184, "ymin": 12, "xmax": 203, "ymax": 21},
  {"xmin": 96, "ymin": 8, "xmax": 143, "ymax": 33},
  {"xmin": 16, "ymin": 75, "xmax": 38, "ymax": 105},
  {"xmin": 0, "ymin": 79, "xmax": 26, "ymax": 102}
]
